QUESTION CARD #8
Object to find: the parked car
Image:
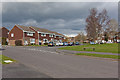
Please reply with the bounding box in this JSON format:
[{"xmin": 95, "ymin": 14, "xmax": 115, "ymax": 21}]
[
  {"xmin": 75, "ymin": 42, "xmax": 79, "ymax": 45},
  {"xmin": 106, "ymin": 41, "xmax": 113, "ymax": 43},
  {"xmin": 48, "ymin": 42, "xmax": 55, "ymax": 47},
  {"xmin": 59, "ymin": 42, "xmax": 64, "ymax": 46},
  {"xmin": 55, "ymin": 42, "xmax": 60, "ymax": 46},
  {"xmin": 63, "ymin": 42, "xmax": 68, "ymax": 46},
  {"xmin": 90, "ymin": 42, "xmax": 96, "ymax": 45},
  {"xmin": 68, "ymin": 42, "xmax": 73, "ymax": 46}
]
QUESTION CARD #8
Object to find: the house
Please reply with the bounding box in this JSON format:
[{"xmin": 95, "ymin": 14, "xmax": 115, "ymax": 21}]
[
  {"xmin": 0, "ymin": 27, "xmax": 9, "ymax": 38},
  {"xmin": 8, "ymin": 25, "xmax": 36, "ymax": 45},
  {"xmin": 0, "ymin": 27, "xmax": 9, "ymax": 44},
  {"xmin": 8, "ymin": 25, "xmax": 66, "ymax": 45},
  {"xmin": 30, "ymin": 26, "xmax": 65, "ymax": 45}
]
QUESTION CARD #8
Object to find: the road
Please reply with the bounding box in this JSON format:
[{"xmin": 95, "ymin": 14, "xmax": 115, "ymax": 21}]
[{"xmin": 2, "ymin": 46, "xmax": 118, "ymax": 78}]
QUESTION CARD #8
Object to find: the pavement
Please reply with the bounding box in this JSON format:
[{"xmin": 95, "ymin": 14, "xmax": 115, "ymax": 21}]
[{"xmin": 2, "ymin": 46, "xmax": 119, "ymax": 78}]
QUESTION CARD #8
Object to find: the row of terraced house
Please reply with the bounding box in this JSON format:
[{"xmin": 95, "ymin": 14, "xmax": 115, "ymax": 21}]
[{"xmin": 1, "ymin": 25, "xmax": 66, "ymax": 46}]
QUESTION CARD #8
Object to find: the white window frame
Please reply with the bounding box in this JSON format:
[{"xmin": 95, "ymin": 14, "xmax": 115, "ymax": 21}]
[
  {"xmin": 49, "ymin": 34, "xmax": 53, "ymax": 37},
  {"xmin": 41, "ymin": 33, "xmax": 46, "ymax": 37},
  {"xmin": 30, "ymin": 38, "xmax": 35, "ymax": 44},
  {"xmin": 43, "ymin": 38, "xmax": 48, "ymax": 43},
  {"xmin": 27, "ymin": 33, "xmax": 33, "ymax": 36},
  {"xmin": 59, "ymin": 36, "xmax": 62, "ymax": 38},
  {"xmin": 54, "ymin": 35, "xmax": 56, "ymax": 38},
  {"xmin": 11, "ymin": 33, "xmax": 14, "ymax": 37}
]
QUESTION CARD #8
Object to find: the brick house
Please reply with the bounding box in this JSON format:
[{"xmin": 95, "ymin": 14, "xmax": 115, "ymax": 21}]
[
  {"xmin": 8, "ymin": 25, "xmax": 66, "ymax": 45},
  {"xmin": 0, "ymin": 27, "xmax": 9, "ymax": 38},
  {"xmin": 8, "ymin": 25, "xmax": 36, "ymax": 45},
  {"xmin": 0, "ymin": 27, "xmax": 9, "ymax": 43},
  {"xmin": 30, "ymin": 26, "xmax": 65, "ymax": 45}
]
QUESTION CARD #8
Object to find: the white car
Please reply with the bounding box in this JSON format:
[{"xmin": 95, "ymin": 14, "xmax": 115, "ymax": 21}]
[
  {"xmin": 55, "ymin": 43, "xmax": 60, "ymax": 46},
  {"xmin": 59, "ymin": 42, "xmax": 64, "ymax": 46}
]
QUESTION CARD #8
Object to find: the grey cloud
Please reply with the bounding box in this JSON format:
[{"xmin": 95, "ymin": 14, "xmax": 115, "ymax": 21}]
[{"xmin": 2, "ymin": 2, "xmax": 118, "ymax": 36}]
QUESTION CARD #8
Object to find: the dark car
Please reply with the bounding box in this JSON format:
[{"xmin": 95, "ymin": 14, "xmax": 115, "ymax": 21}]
[
  {"xmin": 75, "ymin": 42, "xmax": 79, "ymax": 45},
  {"xmin": 48, "ymin": 42, "xmax": 55, "ymax": 47}
]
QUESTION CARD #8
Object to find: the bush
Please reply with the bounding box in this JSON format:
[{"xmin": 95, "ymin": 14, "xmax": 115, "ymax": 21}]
[
  {"xmin": 44, "ymin": 43, "xmax": 48, "ymax": 45},
  {"xmin": 31, "ymin": 43, "xmax": 35, "ymax": 45},
  {"xmin": 15, "ymin": 40, "xmax": 22, "ymax": 46}
]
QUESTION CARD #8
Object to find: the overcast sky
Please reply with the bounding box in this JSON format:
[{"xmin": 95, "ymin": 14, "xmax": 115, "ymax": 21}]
[{"xmin": 2, "ymin": 2, "xmax": 118, "ymax": 37}]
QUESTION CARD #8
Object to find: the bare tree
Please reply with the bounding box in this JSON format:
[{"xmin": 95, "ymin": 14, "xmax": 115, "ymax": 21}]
[
  {"xmin": 107, "ymin": 19, "xmax": 118, "ymax": 38},
  {"xmin": 97, "ymin": 9, "xmax": 110, "ymax": 40},
  {"xmin": 85, "ymin": 8, "xmax": 110, "ymax": 42},
  {"xmin": 85, "ymin": 8, "xmax": 98, "ymax": 41},
  {"xmin": 75, "ymin": 32, "xmax": 86, "ymax": 42}
]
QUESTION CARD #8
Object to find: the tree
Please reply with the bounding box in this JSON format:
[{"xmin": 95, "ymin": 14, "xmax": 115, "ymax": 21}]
[
  {"xmin": 97, "ymin": 9, "xmax": 110, "ymax": 40},
  {"xmin": 75, "ymin": 32, "xmax": 86, "ymax": 42},
  {"xmin": 107, "ymin": 19, "xmax": 118, "ymax": 39},
  {"xmin": 85, "ymin": 8, "xmax": 110, "ymax": 42},
  {"xmin": 104, "ymin": 32, "xmax": 109, "ymax": 42}
]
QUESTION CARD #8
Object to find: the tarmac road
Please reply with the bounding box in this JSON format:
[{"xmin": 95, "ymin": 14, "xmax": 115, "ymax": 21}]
[{"xmin": 2, "ymin": 46, "xmax": 118, "ymax": 78}]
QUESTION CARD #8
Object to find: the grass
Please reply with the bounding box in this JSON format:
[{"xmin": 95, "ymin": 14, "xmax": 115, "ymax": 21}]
[
  {"xmin": 0, "ymin": 55, "xmax": 16, "ymax": 64},
  {"xmin": 59, "ymin": 43, "xmax": 119, "ymax": 53},
  {"xmin": 76, "ymin": 53, "xmax": 120, "ymax": 59}
]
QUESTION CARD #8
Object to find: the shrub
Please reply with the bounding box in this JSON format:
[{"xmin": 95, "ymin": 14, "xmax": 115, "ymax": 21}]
[
  {"xmin": 15, "ymin": 40, "xmax": 22, "ymax": 46},
  {"xmin": 44, "ymin": 43, "xmax": 48, "ymax": 45},
  {"xmin": 31, "ymin": 43, "xmax": 35, "ymax": 45}
]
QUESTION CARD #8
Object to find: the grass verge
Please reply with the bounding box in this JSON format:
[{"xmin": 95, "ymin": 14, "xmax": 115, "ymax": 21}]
[
  {"xmin": 59, "ymin": 43, "xmax": 118, "ymax": 53},
  {"xmin": 76, "ymin": 53, "xmax": 120, "ymax": 59},
  {"xmin": 0, "ymin": 55, "xmax": 16, "ymax": 64}
]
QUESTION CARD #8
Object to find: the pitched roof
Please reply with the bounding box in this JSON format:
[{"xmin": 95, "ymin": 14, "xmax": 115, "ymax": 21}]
[
  {"xmin": 16, "ymin": 25, "xmax": 35, "ymax": 32},
  {"xmin": 30, "ymin": 26, "xmax": 65, "ymax": 37},
  {"xmin": 15, "ymin": 25, "xmax": 65, "ymax": 37}
]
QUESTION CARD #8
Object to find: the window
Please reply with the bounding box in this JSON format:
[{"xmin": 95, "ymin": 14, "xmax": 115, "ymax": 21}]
[
  {"xmin": 11, "ymin": 33, "xmax": 14, "ymax": 37},
  {"xmin": 49, "ymin": 34, "xmax": 53, "ymax": 37},
  {"xmin": 27, "ymin": 33, "xmax": 33, "ymax": 36},
  {"xmin": 41, "ymin": 33, "xmax": 46, "ymax": 37},
  {"xmin": 30, "ymin": 38, "xmax": 35, "ymax": 43},
  {"xmin": 59, "ymin": 36, "xmax": 62, "ymax": 38},
  {"xmin": 43, "ymin": 39, "xmax": 48, "ymax": 43}
]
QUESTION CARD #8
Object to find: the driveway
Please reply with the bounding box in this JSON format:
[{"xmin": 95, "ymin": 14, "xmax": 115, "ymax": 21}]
[{"xmin": 2, "ymin": 46, "xmax": 118, "ymax": 78}]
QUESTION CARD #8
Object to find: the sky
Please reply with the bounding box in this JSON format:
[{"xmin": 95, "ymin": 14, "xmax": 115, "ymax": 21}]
[{"xmin": 1, "ymin": 2, "xmax": 118, "ymax": 37}]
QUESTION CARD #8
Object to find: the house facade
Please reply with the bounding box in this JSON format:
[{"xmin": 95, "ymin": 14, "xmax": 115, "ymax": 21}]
[
  {"xmin": 0, "ymin": 27, "xmax": 9, "ymax": 38},
  {"xmin": 0, "ymin": 27, "xmax": 9, "ymax": 44},
  {"xmin": 30, "ymin": 26, "xmax": 65, "ymax": 45},
  {"xmin": 8, "ymin": 25, "xmax": 66, "ymax": 45}
]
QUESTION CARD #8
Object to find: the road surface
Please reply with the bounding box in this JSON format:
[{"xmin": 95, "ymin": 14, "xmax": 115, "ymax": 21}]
[{"xmin": 2, "ymin": 46, "xmax": 118, "ymax": 78}]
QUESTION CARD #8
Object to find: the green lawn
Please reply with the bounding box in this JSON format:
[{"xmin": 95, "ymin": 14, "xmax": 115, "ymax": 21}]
[
  {"xmin": 59, "ymin": 43, "xmax": 118, "ymax": 53},
  {"xmin": 0, "ymin": 55, "xmax": 16, "ymax": 64},
  {"xmin": 76, "ymin": 53, "xmax": 120, "ymax": 59}
]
